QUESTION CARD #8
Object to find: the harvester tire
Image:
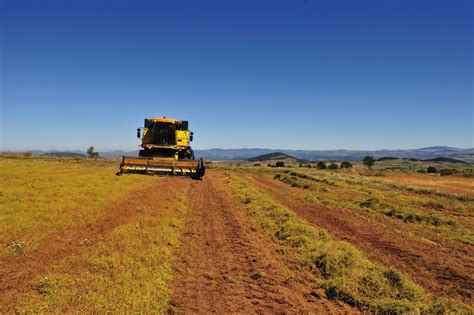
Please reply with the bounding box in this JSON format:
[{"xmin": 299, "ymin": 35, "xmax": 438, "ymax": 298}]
[{"xmin": 191, "ymin": 158, "xmax": 205, "ymax": 180}]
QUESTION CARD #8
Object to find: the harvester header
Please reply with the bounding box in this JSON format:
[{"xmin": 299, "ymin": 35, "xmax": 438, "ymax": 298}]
[{"xmin": 117, "ymin": 116, "xmax": 205, "ymax": 179}]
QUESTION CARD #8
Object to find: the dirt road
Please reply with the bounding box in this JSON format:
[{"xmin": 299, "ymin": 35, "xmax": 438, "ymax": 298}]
[{"xmin": 168, "ymin": 171, "xmax": 351, "ymax": 314}]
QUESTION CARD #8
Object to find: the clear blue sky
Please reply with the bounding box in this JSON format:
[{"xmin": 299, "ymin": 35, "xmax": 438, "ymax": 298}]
[{"xmin": 1, "ymin": 0, "xmax": 472, "ymax": 151}]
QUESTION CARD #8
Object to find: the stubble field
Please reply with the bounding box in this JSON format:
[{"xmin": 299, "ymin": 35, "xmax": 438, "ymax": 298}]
[{"xmin": 0, "ymin": 156, "xmax": 472, "ymax": 313}]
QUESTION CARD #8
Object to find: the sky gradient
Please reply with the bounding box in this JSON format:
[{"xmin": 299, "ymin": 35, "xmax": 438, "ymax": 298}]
[{"xmin": 1, "ymin": 0, "xmax": 473, "ymax": 151}]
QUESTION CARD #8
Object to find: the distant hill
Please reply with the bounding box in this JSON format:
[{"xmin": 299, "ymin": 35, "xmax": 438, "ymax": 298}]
[
  {"xmin": 98, "ymin": 150, "xmax": 139, "ymax": 158},
  {"xmin": 248, "ymin": 152, "xmax": 306, "ymax": 164},
  {"xmin": 444, "ymin": 154, "xmax": 474, "ymax": 164},
  {"xmin": 12, "ymin": 146, "xmax": 474, "ymax": 163},
  {"xmin": 377, "ymin": 157, "xmax": 400, "ymax": 161},
  {"xmin": 40, "ymin": 152, "xmax": 86, "ymax": 158},
  {"xmin": 424, "ymin": 157, "xmax": 467, "ymax": 164},
  {"xmin": 28, "ymin": 149, "xmax": 139, "ymax": 158},
  {"xmin": 194, "ymin": 146, "xmax": 474, "ymax": 163},
  {"xmin": 377, "ymin": 156, "xmax": 467, "ymax": 164}
]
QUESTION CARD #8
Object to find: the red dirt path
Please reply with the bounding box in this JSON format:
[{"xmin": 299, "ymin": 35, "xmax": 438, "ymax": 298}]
[{"xmin": 168, "ymin": 171, "xmax": 355, "ymax": 314}]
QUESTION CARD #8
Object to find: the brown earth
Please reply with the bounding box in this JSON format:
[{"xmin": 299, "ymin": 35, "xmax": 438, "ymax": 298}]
[
  {"xmin": 168, "ymin": 170, "xmax": 354, "ymax": 314},
  {"xmin": 0, "ymin": 177, "xmax": 190, "ymax": 309},
  {"xmin": 248, "ymin": 173, "xmax": 474, "ymax": 305}
]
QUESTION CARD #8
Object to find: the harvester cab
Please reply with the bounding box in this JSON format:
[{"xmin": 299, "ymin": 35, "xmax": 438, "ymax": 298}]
[{"xmin": 117, "ymin": 117, "xmax": 205, "ymax": 179}]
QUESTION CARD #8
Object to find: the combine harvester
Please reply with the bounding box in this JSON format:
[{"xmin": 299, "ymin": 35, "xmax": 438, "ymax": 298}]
[{"xmin": 117, "ymin": 117, "xmax": 205, "ymax": 180}]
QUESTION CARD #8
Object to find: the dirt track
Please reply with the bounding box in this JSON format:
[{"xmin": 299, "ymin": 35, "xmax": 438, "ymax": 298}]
[
  {"xmin": 249, "ymin": 174, "xmax": 474, "ymax": 304},
  {"xmin": 168, "ymin": 171, "xmax": 351, "ymax": 314}
]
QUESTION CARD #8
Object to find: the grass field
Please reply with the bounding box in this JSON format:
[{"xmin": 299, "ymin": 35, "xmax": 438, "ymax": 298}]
[
  {"xmin": 0, "ymin": 157, "xmax": 158, "ymax": 259},
  {"xmin": 1, "ymin": 156, "xmax": 472, "ymax": 313}
]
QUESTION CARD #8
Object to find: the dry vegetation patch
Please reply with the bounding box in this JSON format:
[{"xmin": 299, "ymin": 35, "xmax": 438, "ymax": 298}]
[
  {"xmin": 374, "ymin": 172, "xmax": 474, "ymax": 196},
  {"xmin": 223, "ymin": 171, "xmax": 472, "ymax": 313},
  {"xmin": 0, "ymin": 157, "xmax": 193, "ymax": 312},
  {"xmin": 0, "ymin": 157, "xmax": 158, "ymax": 258},
  {"xmin": 13, "ymin": 194, "xmax": 188, "ymax": 313},
  {"xmin": 270, "ymin": 169, "xmax": 473, "ymax": 245}
]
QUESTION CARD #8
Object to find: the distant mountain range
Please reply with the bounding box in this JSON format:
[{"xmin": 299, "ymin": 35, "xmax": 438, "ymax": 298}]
[
  {"xmin": 40, "ymin": 152, "xmax": 86, "ymax": 158},
  {"xmin": 14, "ymin": 146, "xmax": 474, "ymax": 163},
  {"xmin": 196, "ymin": 146, "xmax": 474, "ymax": 163}
]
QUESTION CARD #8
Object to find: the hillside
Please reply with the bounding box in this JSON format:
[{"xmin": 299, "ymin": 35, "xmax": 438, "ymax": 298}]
[
  {"xmin": 14, "ymin": 146, "xmax": 474, "ymax": 163},
  {"xmin": 377, "ymin": 156, "xmax": 467, "ymax": 164},
  {"xmin": 40, "ymin": 152, "xmax": 86, "ymax": 158},
  {"xmin": 248, "ymin": 152, "xmax": 305, "ymax": 164},
  {"xmin": 424, "ymin": 157, "xmax": 467, "ymax": 164},
  {"xmin": 196, "ymin": 146, "xmax": 474, "ymax": 162}
]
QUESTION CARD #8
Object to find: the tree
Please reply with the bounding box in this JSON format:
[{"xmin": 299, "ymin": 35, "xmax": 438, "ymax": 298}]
[
  {"xmin": 317, "ymin": 161, "xmax": 327, "ymax": 169},
  {"xmin": 427, "ymin": 166, "xmax": 438, "ymax": 174},
  {"xmin": 363, "ymin": 156, "xmax": 376, "ymax": 169},
  {"xmin": 340, "ymin": 161, "xmax": 353, "ymax": 169},
  {"xmin": 87, "ymin": 146, "xmax": 95, "ymax": 158},
  {"xmin": 87, "ymin": 146, "xmax": 99, "ymax": 159},
  {"xmin": 275, "ymin": 161, "xmax": 285, "ymax": 168},
  {"xmin": 328, "ymin": 163, "xmax": 339, "ymax": 170}
]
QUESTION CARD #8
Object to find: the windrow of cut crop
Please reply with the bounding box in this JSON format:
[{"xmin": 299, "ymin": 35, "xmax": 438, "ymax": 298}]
[
  {"xmin": 301, "ymin": 168, "xmax": 474, "ymax": 203},
  {"xmin": 223, "ymin": 172, "xmax": 472, "ymax": 313},
  {"xmin": 270, "ymin": 170, "xmax": 473, "ymax": 245}
]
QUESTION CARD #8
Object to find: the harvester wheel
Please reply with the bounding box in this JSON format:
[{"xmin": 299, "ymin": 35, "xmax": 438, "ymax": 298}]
[{"xmin": 191, "ymin": 158, "xmax": 205, "ymax": 180}]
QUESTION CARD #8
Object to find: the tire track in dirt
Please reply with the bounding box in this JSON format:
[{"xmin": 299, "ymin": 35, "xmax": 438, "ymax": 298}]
[
  {"xmin": 249, "ymin": 174, "xmax": 474, "ymax": 305},
  {"xmin": 0, "ymin": 177, "xmax": 190, "ymax": 306},
  {"xmin": 168, "ymin": 170, "xmax": 354, "ymax": 314}
]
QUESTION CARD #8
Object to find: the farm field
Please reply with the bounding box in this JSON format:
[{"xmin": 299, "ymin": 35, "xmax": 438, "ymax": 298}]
[{"xmin": 0, "ymin": 157, "xmax": 473, "ymax": 313}]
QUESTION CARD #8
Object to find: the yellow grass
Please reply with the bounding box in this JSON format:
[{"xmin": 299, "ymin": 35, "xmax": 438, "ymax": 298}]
[
  {"xmin": 267, "ymin": 168, "xmax": 474, "ymax": 245},
  {"xmin": 222, "ymin": 171, "xmax": 472, "ymax": 313},
  {"xmin": 0, "ymin": 157, "xmax": 158, "ymax": 258},
  {"xmin": 15, "ymin": 195, "xmax": 188, "ymax": 313},
  {"xmin": 370, "ymin": 172, "xmax": 474, "ymax": 195}
]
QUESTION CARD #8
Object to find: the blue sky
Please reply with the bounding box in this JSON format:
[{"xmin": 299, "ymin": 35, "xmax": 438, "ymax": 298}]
[{"xmin": 1, "ymin": 0, "xmax": 472, "ymax": 151}]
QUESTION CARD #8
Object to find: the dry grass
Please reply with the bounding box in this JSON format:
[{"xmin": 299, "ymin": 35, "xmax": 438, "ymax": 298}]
[
  {"xmin": 0, "ymin": 156, "xmax": 191, "ymax": 313},
  {"xmin": 15, "ymin": 196, "xmax": 188, "ymax": 313},
  {"xmin": 268, "ymin": 168, "xmax": 474, "ymax": 245},
  {"xmin": 370, "ymin": 172, "xmax": 474, "ymax": 195},
  {"xmin": 0, "ymin": 157, "xmax": 158, "ymax": 258},
  {"xmin": 223, "ymin": 171, "xmax": 472, "ymax": 313}
]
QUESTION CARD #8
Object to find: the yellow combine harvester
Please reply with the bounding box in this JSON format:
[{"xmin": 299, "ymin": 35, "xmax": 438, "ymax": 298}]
[{"xmin": 117, "ymin": 117, "xmax": 205, "ymax": 180}]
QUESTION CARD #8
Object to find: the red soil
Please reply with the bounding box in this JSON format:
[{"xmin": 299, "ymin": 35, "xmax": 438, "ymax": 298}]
[{"xmin": 168, "ymin": 171, "xmax": 355, "ymax": 314}]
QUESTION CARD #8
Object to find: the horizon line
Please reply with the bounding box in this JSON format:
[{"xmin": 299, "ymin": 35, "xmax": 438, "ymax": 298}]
[{"xmin": 1, "ymin": 145, "xmax": 473, "ymax": 153}]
